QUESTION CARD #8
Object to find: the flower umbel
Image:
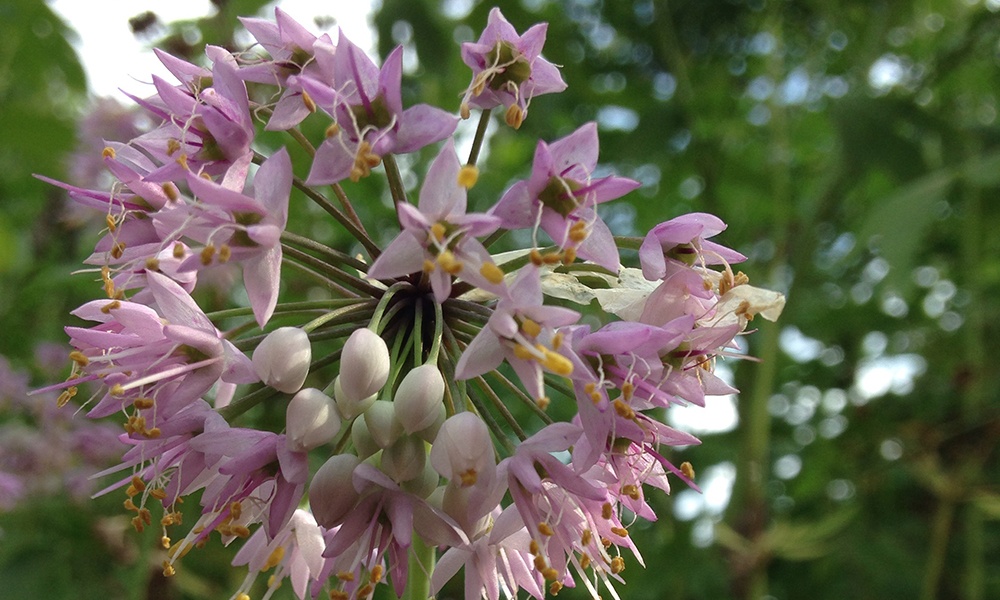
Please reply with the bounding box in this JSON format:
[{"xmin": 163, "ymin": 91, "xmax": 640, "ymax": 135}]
[{"xmin": 40, "ymin": 7, "xmax": 783, "ymax": 600}]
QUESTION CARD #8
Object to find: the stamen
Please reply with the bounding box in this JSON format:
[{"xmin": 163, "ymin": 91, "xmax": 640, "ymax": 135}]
[
  {"xmin": 457, "ymin": 165, "xmax": 479, "ymax": 189},
  {"xmin": 302, "ymin": 89, "xmax": 317, "ymax": 113},
  {"xmin": 479, "ymin": 262, "xmax": 504, "ymax": 284},
  {"xmin": 680, "ymin": 461, "xmax": 695, "ymax": 479},
  {"xmin": 102, "ymin": 146, "xmax": 116, "ymax": 159}
]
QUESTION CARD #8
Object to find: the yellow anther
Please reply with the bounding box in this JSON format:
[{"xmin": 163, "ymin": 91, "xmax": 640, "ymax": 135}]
[
  {"xmin": 145, "ymin": 257, "xmax": 160, "ymax": 272},
  {"xmin": 611, "ymin": 526, "xmax": 628, "ymax": 538},
  {"xmin": 302, "ymin": 89, "xmax": 317, "ymax": 112},
  {"xmin": 437, "ymin": 250, "xmax": 463, "ymax": 275},
  {"xmin": 370, "ymin": 564, "xmax": 383, "ymax": 583},
  {"xmin": 601, "ymin": 536, "xmax": 612, "ymax": 548},
  {"xmin": 552, "ymin": 331, "xmax": 563, "ymax": 350},
  {"xmin": 538, "ymin": 522, "xmax": 554, "ymax": 536},
  {"xmin": 562, "ymin": 247, "xmax": 577, "ymax": 265},
  {"xmin": 218, "ymin": 244, "xmax": 231, "ymax": 263},
  {"xmin": 236, "ymin": 594, "xmax": 250, "ymax": 600},
  {"xmin": 329, "ymin": 591, "xmax": 349, "ymax": 600},
  {"xmin": 430, "ymin": 222, "xmax": 447, "ymax": 242},
  {"xmin": 200, "ymin": 244, "xmax": 215, "ymax": 266},
  {"xmin": 505, "ymin": 104, "xmax": 524, "ymax": 129},
  {"xmin": 161, "ymin": 535, "xmax": 171, "ymax": 549},
  {"xmin": 146, "ymin": 427, "xmax": 162, "ymax": 439},
  {"xmin": 529, "ymin": 248, "xmax": 544, "ymax": 265},
  {"xmin": 111, "ymin": 241, "xmax": 126, "ymax": 259},
  {"xmin": 150, "ymin": 488, "xmax": 167, "ymax": 500},
  {"xmin": 460, "ymin": 102, "xmax": 471, "ymax": 120},
  {"xmin": 621, "ymin": 381, "xmax": 634, "ymax": 400},
  {"xmin": 534, "ymin": 555, "xmax": 547, "ymax": 571},
  {"xmin": 542, "ymin": 251, "xmax": 562, "ymax": 265},
  {"xmin": 102, "ymin": 146, "xmax": 116, "ymax": 159},
  {"xmin": 123, "ymin": 498, "xmax": 137, "ymax": 511},
  {"xmin": 230, "ymin": 502, "xmax": 242, "ymax": 520},
  {"xmin": 457, "ymin": 164, "xmax": 479, "ymax": 189},
  {"xmin": 176, "ymin": 153, "xmax": 189, "ymax": 171},
  {"xmin": 57, "ymin": 387, "xmax": 77, "ymax": 408},
  {"xmin": 131, "ymin": 515, "xmax": 145, "ymax": 532},
  {"xmin": 580, "ymin": 553, "xmax": 591, "ymax": 570},
  {"xmin": 422, "ymin": 259, "xmax": 435, "ymax": 273},
  {"xmin": 622, "ymin": 484, "xmax": 640, "ymax": 500},
  {"xmin": 134, "ymin": 397, "xmax": 154, "ymax": 409},
  {"xmin": 336, "ymin": 572, "xmax": 355, "ymax": 582},
  {"xmin": 131, "ymin": 475, "xmax": 146, "ymax": 492},
  {"xmin": 680, "ymin": 461, "xmax": 695, "ymax": 479},
  {"xmin": 542, "ymin": 350, "xmax": 573, "ymax": 376},
  {"xmin": 610, "ymin": 556, "xmax": 625, "ymax": 574},
  {"xmin": 357, "ymin": 583, "xmax": 373, "ymax": 598},
  {"xmin": 162, "ymin": 560, "xmax": 176, "ymax": 577},
  {"xmin": 166, "ymin": 139, "xmax": 181, "ymax": 156},
  {"xmin": 109, "ymin": 383, "xmax": 125, "ymax": 397},
  {"xmin": 106, "ymin": 214, "xmax": 118, "ymax": 232},
  {"xmin": 69, "ymin": 350, "xmax": 89, "ymax": 367},
  {"xmin": 542, "ymin": 567, "xmax": 559, "ymax": 581},
  {"xmin": 529, "ymin": 539, "xmax": 539, "ymax": 555},
  {"xmin": 549, "ymin": 581, "xmax": 563, "ymax": 596},
  {"xmin": 101, "ymin": 300, "xmax": 121, "ymax": 314},
  {"xmin": 459, "ymin": 468, "xmax": 478, "ymax": 487},
  {"xmin": 520, "ymin": 318, "xmax": 541, "ymax": 338},
  {"xmin": 601, "ymin": 502, "xmax": 613, "ymax": 520},
  {"xmin": 173, "ymin": 243, "xmax": 185, "ymax": 259},
  {"xmin": 139, "ymin": 508, "xmax": 152, "ymax": 525},
  {"xmin": 581, "ymin": 529, "xmax": 593, "ymax": 546},
  {"xmin": 536, "ymin": 396, "xmax": 550, "ymax": 410},
  {"xmin": 264, "ymin": 546, "xmax": 285, "ymax": 570},
  {"xmin": 267, "ymin": 574, "xmax": 278, "ymax": 588},
  {"xmin": 161, "ymin": 514, "xmax": 174, "ymax": 526},
  {"xmin": 479, "ymin": 262, "xmax": 504, "ymax": 284},
  {"xmin": 163, "ymin": 182, "xmax": 180, "ymax": 202},
  {"xmin": 613, "ymin": 398, "xmax": 634, "ymax": 419},
  {"xmin": 325, "ymin": 123, "xmax": 340, "ymax": 138},
  {"xmin": 512, "ymin": 344, "xmax": 535, "ymax": 361}
]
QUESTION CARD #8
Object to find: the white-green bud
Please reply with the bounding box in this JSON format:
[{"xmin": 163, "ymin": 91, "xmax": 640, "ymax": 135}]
[
  {"xmin": 338, "ymin": 328, "xmax": 389, "ymax": 404},
  {"xmin": 308, "ymin": 453, "xmax": 361, "ymax": 528},
  {"xmin": 380, "ymin": 434, "xmax": 427, "ymax": 483},
  {"xmin": 393, "ymin": 364, "xmax": 445, "ymax": 434},
  {"xmin": 286, "ymin": 388, "xmax": 341, "ymax": 452},
  {"xmin": 363, "ymin": 399, "xmax": 402, "ymax": 449},
  {"xmin": 333, "ymin": 375, "xmax": 377, "ymax": 420},
  {"xmin": 350, "ymin": 416, "xmax": 380, "ymax": 460},
  {"xmin": 252, "ymin": 327, "xmax": 311, "ymax": 393}
]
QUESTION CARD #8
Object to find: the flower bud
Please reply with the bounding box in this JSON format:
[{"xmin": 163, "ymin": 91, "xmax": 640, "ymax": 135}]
[
  {"xmin": 401, "ymin": 455, "xmax": 440, "ymax": 499},
  {"xmin": 380, "ymin": 434, "xmax": 427, "ymax": 484},
  {"xmin": 252, "ymin": 327, "xmax": 311, "ymax": 393},
  {"xmin": 363, "ymin": 399, "xmax": 402, "ymax": 449},
  {"xmin": 350, "ymin": 416, "xmax": 380, "ymax": 460},
  {"xmin": 308, "ymin": 453, "xmax": 361, "ymax": 528},
  {"xmin": 338, "ymin": 329, "xmax": 390, "ymax": 403},
  {"xmin": 333, "ymin": 375, "xmax": 377, "ymax": 420},
  {"xmin": 286, "ymin": 388, "xmax": 341, "ymax": 452},
  {"xmin": 393, "ymin": 364, "xmax": 445, "ymax": 434},
  {"xmin": 416, "ymin": 402, "xmax": 447, "ymax": 444},
  {"xmin": 430, "ymin": 413, "xmax": 494, "ymax": 486}
]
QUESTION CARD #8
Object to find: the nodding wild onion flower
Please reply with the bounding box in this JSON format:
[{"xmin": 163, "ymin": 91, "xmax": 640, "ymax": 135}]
[{"xmin": 37, "ymin": 7, "xmax": 783, "ymax": 600}]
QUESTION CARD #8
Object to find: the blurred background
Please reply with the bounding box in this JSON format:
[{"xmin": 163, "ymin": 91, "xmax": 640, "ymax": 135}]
[{"xmin": 1, "ymin": 0, "xmax": 999, "ymax": 598}]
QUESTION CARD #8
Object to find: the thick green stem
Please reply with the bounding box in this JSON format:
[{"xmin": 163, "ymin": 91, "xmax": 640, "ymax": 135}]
[
  {"xmin": 426, "ymin": 299, "xmax": 444, "ymax": 365},
  {"xmin": 369, "ymin": 282, "xmax": 410, "ymax": 333},
  {"xmin": 383, "ymin": 153, "xmax": 408, "ymax": 207},
  {"xmin": 921, "ymin": 497, "xmax": 956, "ymax": 600},
  {"xmin": 402, "ymin": 533, "xmax": 434, "ymax": 600}
]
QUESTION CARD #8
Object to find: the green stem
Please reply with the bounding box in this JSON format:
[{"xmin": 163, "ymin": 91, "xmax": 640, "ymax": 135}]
[
  {"xmin": 489, "ymin": 370, "xmax": 553, "ymax": 425},
  {"xmin": 286, "ymin": 127, "xmax": 316, "ymax": 157},
  {"xmin": 301, "ymin": 301, "xmax": 372, "ymax": 333},
  {"xmin": 474, "ymin": 375, "xmax": 527, "ymax": 441},
  {"xmin": 426, "ymin": 299, "xmax": 444, "ymax": 365},
  {"xmin": 402, "ymin": 533, "xmax": 434, "ymax": 600},
  {"xmin": 369, "ymin": 282, "xmax": 410, "ymax": 333},
  {"xmin": 467, "ymin": 108, "xmax": 492, "ymax": 166},
  {"xmin": 467, "ymin": 383, "xmax": 516, "ymax": 454},
  {"xmin": 287, "ymin": 166, "xmax": 381, "ymax": 258},
  {"xmin": 331, "ymin": 182, "xmax": 369, "ymax": 237},
  {"xmin": 281, "ymin": 231, "xmax": 369, "ymax": 272},
  {"xmin": 282, "ymin": 256, "xmax": 357, "ymax": 298},
  {"xmin": 413, "ymin": 298, "xmax": 423, "ymax": 365},
  {"xmin": 383, "ymin": 153, "xmax": 408, "ymax": 207},
  {"xmin": 281, "ymin": 244, "xmax": 383, "ymax": 296},
  {"xmin": 206, "ymin": 299, "xmax": 358, "ymax": 321},
  {"xmin": 921, "ymin": 497, "xmax": 956, "ymax": 600},
  {"xmin": 481, "ymin": 228, "xmax": 508, "ymax": 250}
]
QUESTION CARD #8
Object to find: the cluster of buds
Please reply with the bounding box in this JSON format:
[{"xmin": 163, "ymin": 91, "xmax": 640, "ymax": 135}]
[{"xmin": 40, "ymin": 6, "xmax": 783, "ymax": 600}]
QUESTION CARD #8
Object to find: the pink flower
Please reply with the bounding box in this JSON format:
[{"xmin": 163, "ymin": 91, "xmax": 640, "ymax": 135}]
[
  {"xmin": 639, "ymin": 212, "xmax": 747, "ymax": 281},
  {"xmin": 366, "ymin": 140, "xmax": 503, "ymax": 301},
  {"xmin": 460, "ymin": 7, "xmax": 567, "ymax": 127},
  {"xmin": 491, "ymin": 123, "xmax": 639, "ymax": 271}
]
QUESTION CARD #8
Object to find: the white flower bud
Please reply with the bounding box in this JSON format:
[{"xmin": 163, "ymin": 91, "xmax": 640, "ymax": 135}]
[
  {"xmin": 286, "ymin": 388, "xmax": 341, "ymax": 452},
  {"xmin": 334, "ymin": 375, "xmax": 377, "ymax": 420},
  {"xmin": 430, "ymin": 413, "xmax": 494, "ymax": 487},
  {"xmin": 338, "ymin": 328, "xmax": 390, "ymax": 403},
  {"xmin": 252, "ymin": 327, "xmax": 311, "ymax": 393},
  {"xmin": 416, "ymin": 402, "xmax": 447, "ymax": 444},
  {"xmin": 363, "ymin": 399, "xmax": 402, "ymax": 449},
  {"xmin": 350, "ymin": 416, "xmax": 380, "ymax": 460},
  {"xmin": 380, "ymin": 434, "xmax": 427, "ymax": 483},
  {"xmin": 308, "ymin": 453, "xmax": 361, "ymax": 528},
  {"xmin": 401, "ymin": 455, "xmax": 441, "ymax": 499},
  {"xmin": 393, "ymin": 364, "xmax": 445, "ymax": 434}
]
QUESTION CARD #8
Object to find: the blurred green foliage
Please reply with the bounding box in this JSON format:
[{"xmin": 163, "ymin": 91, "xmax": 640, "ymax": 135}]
[{"xmin": 2, "ymin": 0, "xmax": 999, "ymax": 599}]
